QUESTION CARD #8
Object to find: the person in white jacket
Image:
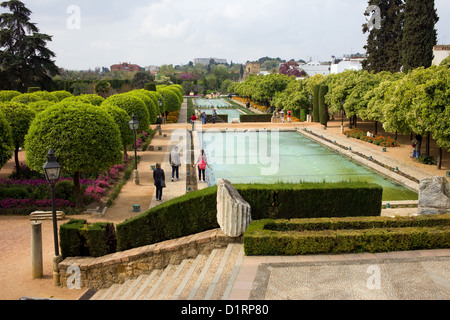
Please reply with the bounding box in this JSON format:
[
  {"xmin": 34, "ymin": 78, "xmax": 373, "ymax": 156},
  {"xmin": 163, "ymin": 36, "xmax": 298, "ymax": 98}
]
[{"xmin": 169, "ymin": 146, "xmax": 181, "ymax": 182}]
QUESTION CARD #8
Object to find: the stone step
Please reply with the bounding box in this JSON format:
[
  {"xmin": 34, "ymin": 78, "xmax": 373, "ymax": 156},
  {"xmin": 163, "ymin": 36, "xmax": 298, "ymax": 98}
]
[{"xmin": 89, "ymin": 244, "xmax": 245, "ymax": 301}]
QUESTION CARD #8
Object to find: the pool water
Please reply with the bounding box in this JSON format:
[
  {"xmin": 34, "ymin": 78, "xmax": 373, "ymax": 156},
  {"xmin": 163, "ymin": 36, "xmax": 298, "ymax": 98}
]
[
  {"xmin": 200, "ymin": 131, "xmax": 418, "ymax": 201},
  {"xmin": 198, "ymin": 109, "xmax": 244, "ymax": 123},
  {"xmin": 195, "ymin": 98, "xmax": 244, "ymax": 123}
]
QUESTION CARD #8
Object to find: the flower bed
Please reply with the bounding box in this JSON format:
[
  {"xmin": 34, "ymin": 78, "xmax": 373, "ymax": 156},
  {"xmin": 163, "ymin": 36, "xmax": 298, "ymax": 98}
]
[
  {"xmin": 166, "ymin": 111, "xmax": 180, "ymax": 124},
  {"xmin": 343, "ymin": 129, "xmax": 399, "ymax": 147}
]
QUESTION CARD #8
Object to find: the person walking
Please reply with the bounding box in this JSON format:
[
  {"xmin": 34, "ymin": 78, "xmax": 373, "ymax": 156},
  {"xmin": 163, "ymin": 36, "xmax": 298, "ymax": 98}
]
[
  {"xmin": 153, "ymin": 163, "xmax": 166, "ymax": 201},
  {"xmin": 279, "ymin": 109, "xmax": 285, "ymax": 123},
  {"xmin": 193, "ymin": 149, "xmax": 210, "ymax": 183},
  {"xmin": 411, "ymin": 134, "xmax": 422, "ymax": 159},
  {"xmin": 212, "ymin": 108, "xmax": 217, "ymax": 124},
  {"xmin": 287, "ymin": 110, "xmax": 292, "ymax": 123},
  {"xmin": 201, "ymin": 112, "xmax": 207, "ymax": 124},
  {"xmin": 169, "ymin": 146, "xmax": 181, "ymax": 182}
]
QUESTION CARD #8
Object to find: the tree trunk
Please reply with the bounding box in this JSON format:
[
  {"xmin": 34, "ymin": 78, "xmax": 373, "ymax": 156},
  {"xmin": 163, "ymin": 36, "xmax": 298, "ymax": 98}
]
[
  {"xmin": 73, "ymin": 171, "xmax": 83, "ymax": 208},
  {"xmin": 437, "ymin": 147, "xmax": 442, "ymax": 170},
  {"xmin": 123, "ymin": 145, "xmax": 128, "ymax": 161},
  {"xmin": 426, "ymin": 133, "xmax": 430, "ymax": 157},
  {"xmin": 394, "ymin": 131, "xmax": 398, "ymax": 141},
  {"xmin": 374, "ymin": 121, "xmax": 378, "ymax": 135}
]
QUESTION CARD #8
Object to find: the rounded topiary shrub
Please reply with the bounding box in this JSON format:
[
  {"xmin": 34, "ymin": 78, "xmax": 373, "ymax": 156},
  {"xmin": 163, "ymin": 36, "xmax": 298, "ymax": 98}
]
[{"xmin": 101, "ymin": 94, "xmax": 150, "ymax": 132}]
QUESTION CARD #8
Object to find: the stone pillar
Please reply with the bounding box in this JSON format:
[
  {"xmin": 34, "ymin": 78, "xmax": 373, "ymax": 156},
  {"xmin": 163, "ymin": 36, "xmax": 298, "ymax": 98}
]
[
  {"xmin": 418, "ymin": 176, "xmax": 450, "ymax": 215},
  {"xmin": 53, "ymin": 255, "xmax": 63, "ymax": 286},
  {"xmin": 31, "ymin": 221, "xmax": 43, "ymax": 279},
  {"xmin": 217, "ymin": 179, "xmax": 251, "ymax": 237}
]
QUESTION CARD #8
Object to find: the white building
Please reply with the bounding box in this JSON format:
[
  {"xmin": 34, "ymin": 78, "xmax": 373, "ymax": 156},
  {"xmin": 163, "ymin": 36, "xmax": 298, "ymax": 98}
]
[
  {"xmin": 432, "ymin": 45, "xmax": 450, "ymax": 65},
  {"xmin": 330, "ymin": 59, "xmax": 363, "ymax": 74},
  {"xmin": 299, "ymin": 61, "xmax": 331, "ymax": 76}
]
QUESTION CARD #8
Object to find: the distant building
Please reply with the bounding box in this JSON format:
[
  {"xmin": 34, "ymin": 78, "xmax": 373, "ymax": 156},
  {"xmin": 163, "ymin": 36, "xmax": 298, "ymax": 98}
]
[
  {"xmin": 110, "ymin": 62, "xmax": 141, "ymax": 72},
  {"xmin": 145, "ymin": 65, "xmax": 160, "ymax": 72},
  {"xmin": 299, "ymin": 61, "xmax": 331, "ymax": 76},
  {"xmin": 194, "ymin": 58, "xmax": 228, "ymax": 66},
  {"xmin": 242, "ymin": 61, "xmax": 261, "ymax": 80},
  {"xmin": 330, "ymin": 54, "xmax": 364, "ymax": 74},
  {"xmin": 432, "ymin": 45, "xmax": 450, "ymax": 65}
]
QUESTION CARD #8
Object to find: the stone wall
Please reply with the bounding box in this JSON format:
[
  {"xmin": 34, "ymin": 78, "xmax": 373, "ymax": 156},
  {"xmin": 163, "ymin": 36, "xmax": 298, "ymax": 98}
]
[{"xmin": 59, "ymin": 229, "xmax": 242, "ymax": 290}]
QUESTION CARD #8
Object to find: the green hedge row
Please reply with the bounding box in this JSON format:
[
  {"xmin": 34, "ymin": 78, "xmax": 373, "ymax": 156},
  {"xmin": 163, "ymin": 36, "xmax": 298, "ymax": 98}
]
[
  {"xmin": 60, "ymin": 182, "xmax": 383, "ymax": 256},
  {"xmin": 244, "ymin": 216, "xmax": 450, "ymax": 256},
  {"xmin": 265, "ymin": 214, "xmax": 450, "ymax": 232},
  {"xmin": 234, "ymin": 182, "xmax": 383, "ymax": 220},
  {"xmin": 59, "ymin": 219, "xmax": 117, "ymax": 258},
  {"xmin": 116, "ymin": 186, "xmax": 219, "ymax": 251},
  {"xmin": 239, "ymin": 114, "xmax": 272, "ymax": 123}
]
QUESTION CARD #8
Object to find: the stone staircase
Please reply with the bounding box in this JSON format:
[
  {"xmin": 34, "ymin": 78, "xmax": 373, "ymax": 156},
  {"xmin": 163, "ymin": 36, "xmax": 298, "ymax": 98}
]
[{"xmin": 89, "ymin": 243, "xmax": 244, "ymax": 300}]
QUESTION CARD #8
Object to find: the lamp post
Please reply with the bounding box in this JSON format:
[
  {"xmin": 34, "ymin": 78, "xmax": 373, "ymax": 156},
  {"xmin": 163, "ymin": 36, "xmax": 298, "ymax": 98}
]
[
  {"xmin": 157, "ymin": 98, "xmax": 163, "ymax": 135},
  {"xmin": 341, "ymin": 99, "xmax": 345, "ymax": 133},
  {"xmin": 42, "ymin": 149, "xmax": 62, "ymax": 285},
  {"xmin": 129, "ymin": 114, "xmax": 140, "ymax": 185},
  {"xmin": 308, "ymin": 93, "xmax": 313, "ymax": 122}
]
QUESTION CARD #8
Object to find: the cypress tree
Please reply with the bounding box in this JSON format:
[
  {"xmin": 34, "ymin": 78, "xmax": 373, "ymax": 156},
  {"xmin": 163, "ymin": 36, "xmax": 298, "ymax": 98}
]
[
  {"xmin": 401, "ymin": 0, "xmax": 439, "ymax": 72},
  {"xmin": 362, "ymin": 0, "xmax": 405, "ymax": 73}
]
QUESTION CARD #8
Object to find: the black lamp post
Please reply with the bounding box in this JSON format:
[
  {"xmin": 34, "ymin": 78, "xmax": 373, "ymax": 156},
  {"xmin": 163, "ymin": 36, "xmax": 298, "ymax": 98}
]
[
  {"xmin": 129, "ymin": 114, "xmax": 140, "ymax": 185},
  {"xmin": 341, "ymin": 99, "xmax": 345, "ymax": 132},
  {"xmin": 42, "ymin": 149, "xmax": 62, "ymax": 257},
  {"xmin": 157, "ymin": 98, "xmax": 163, "ymax": 135}
]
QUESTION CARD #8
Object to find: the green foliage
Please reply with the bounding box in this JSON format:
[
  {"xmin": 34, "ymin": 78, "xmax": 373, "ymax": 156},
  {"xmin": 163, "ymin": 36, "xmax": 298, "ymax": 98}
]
[
  {"xmin": 10, "ymin": 93, "xmax": 42, "ymax": 104},
  {"xmin": 0, "ymin": 186, "xmax": 30, "ymax": 200},
  {"xmin": 101, "ymin": 93, "xmax": 150, "ymax": 132},
  {"xmin": 27, "ymin": 100, "xmax": 56, "ymax": 114},
  {"xmin": 50, "ymin": 90, "xmax": 73, "ymax": 102},
  {"xmin": 144, "ymin": 82, "xmax": 157, "ymax": 91},
  {"xmin": 312, "ymin": 85, "xmax": 320, "ymax": 122},
  {"xmin": 440, "ymin": 55, "xmax": 450, "ymax": 68},
  {"xmin": 0, "ymin": 102, "xmax": 35, "ymax": 148},
  {"xmin": 116, "ymin": 186, "xmax": 219, "ymax": 251},
  {"xmin": 0, "ymin": 110, "xmax": 13, "ymax": 168},
  {"xmin": 126, "ymin": 90, "xmax": 157, "ymax": 124},
  {"xmin": 0, "ymin": 0, "xmax": 59, "ymax": 92},
  {"xmin": 27, "ymin": 87, "xmax": 40, "ymax": 93},
  {"xmin": 94, "ymin": 80, "xmax": 111, "ymax": 97},
  {"xmin": 25, "ymin": 102, "xmax": 123, "ymax": 174},
  {"xmin": 102, "ymin": 104, "xmax": 134, "ymax": 150},
  {"xmin": 55, "ymin": 180, "xmax": 75, "ymax": 202},
  {"xmin": 157, "ymin": 87, "xmax": 181, "ymax": 113},
  {"xmin": 401, "ymin": 0, "xmax": 439, "ymax": 72},
  {"xmin": 319, "ymin": 85, "xmax": 329, "ymax": 126},
  {"xmin": 244, "ymin": 215, "xmax": 450, "ymax": 256},
  {"xmin": 234, "ymin": 182, "xmax": 382, "ymax": 220},
  {"xmin": 61, "ymin": 94, "xmax": 105, "ymax": 106},
  {"xmin": 59, "ymin": 219, "xmax": 117, "ymax": 258},
  {"xmin": 0, "ymin": 90, "xmax": 21, "ymax": 102}
]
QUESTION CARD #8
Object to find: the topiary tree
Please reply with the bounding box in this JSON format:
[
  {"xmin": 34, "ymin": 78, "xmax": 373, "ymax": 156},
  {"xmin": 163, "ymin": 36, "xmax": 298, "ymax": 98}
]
[
  {"xmin": 25, "ymin": 103, "xmax": 123, "ymax": 207},
  {"xmin": 27, "ymin": 100, "xmax": 56, "ymax": 114},
  {"xmin": 125, "ymin": 90, "xmax": 157, "ymax": 124},
  {"xmin": 0, "ymin": 102, "xmax": 35, "ymax": 177},
  {"xmin": 101, "ymin": 93, "xmax": 150, "ymax": 132},
  {"xmin": 0, "ymin": 90, "xmax": 21, "ymax": 102},
  {"xmin": 51, "ymin": 90, "xmax": 73, "ymax": 102},
  {"xmin": 94, "ymin": 80, "xmax": 111, "ymax": 98},
  {"xmin": 102, "ymin": 104, "xmax": 133, "ymax": 160},
  {"xmin": 10, "ymin": 93, "xmax": 41, "ymax": 104},
  {"xmin": 0, "ymin": 110, "xmax": 13, "ymax": 168},
  {"xmin": 61, "ymin": 94, "xmax": 105, "ymax": 106},
  {"xmin": 312, "ymin": 85, "xmax": 321, "ymax": 123},
  {"xmin": 157, "ymin": 87, "xmax": 181, "ymax": 113},
  {"xmin": 319, "ymin": 85, "xmax": 329, "ymax": 127}
]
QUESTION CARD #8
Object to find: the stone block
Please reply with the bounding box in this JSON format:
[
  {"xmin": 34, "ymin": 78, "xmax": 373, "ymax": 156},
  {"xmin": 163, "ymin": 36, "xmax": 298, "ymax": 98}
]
[
  {"xmin": 418, "ymin": 176, "xmax": 450, "ymax": 215},
  {"xmin": 217, "ymin": 179, "xmax": 252, "ymax": 237}
]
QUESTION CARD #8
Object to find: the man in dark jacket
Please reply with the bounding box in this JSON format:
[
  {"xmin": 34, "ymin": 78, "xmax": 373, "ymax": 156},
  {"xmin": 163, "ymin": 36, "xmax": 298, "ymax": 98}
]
[{"xmin": 153, "ymin": 163, "xmax": 166, "ymax": 201}]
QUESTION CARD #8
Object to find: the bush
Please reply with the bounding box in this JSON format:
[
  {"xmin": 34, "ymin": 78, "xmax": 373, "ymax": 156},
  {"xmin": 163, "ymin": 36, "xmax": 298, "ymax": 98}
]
[
  {"xmin": 27, "ymin": 87, "xmax": 41, "ymax": 93},
  {"xmin": 0, "ymin": 90, "xmax": 21, "ymax": 102},
  {"xmin": 244, "ymin": 215, "xmax": 450, "ymax": 256},
  {"xmin": 101, "ymin": 94, "xmax": 150, "ymax": 132},
  {"xmin": 157, "ymin": 88, "xmax": 181, "ymax": 112},
  {"xmin": 234, "ymin": 182, "xmax": 383, "ymax": 220},
  {"xmin": 144, "ymin": 83, "xmax": 156, "ymax": 91},
  {"xmin": 0, "ymin": 187, "xmax": 30, "ymax": 200},
  {"xmin": 55, "ymin": 180, "xmax": 75, "ymax": 202},
  {"xmin": 116, "ymin": 186, "xmax": 219, "ymax": 251},
  {"xmin": 59, "ymin": 219, "xmax": 117, "ymax": 258}
]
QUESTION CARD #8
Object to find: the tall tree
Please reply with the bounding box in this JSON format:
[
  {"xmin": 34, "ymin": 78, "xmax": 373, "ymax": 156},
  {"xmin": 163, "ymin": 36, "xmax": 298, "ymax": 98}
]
[
  {"xmin": 0, "ymin": 0, "xmax": 59, "ymax": 92},
  {"xmin": 362, "ymin": 0, "xmax": 405, "ymax": 73},
  {"xmin": 401, "ymin": 0, "xmax": 439, "ymax": 72}
]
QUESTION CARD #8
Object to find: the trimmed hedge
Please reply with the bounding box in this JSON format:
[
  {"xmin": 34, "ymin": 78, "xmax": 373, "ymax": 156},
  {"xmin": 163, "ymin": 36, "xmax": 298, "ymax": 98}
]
[
  {"xmin": 116, "ymin": 186, "xmax": 219, "ymax": 251},
  {"xmin": 244, "ymin": 215, "xmax": 450, "ymax": 256},
  {"xmin": 234, "ymin": 182, "xmax": 383, "ymax": 220},
  {"xmin": 239, "ymin": 114, "xmax": 273, "ymax": 122},
  {"xmin": 59, "ymin": 219, "xmax": 117, "ymax": 258}
]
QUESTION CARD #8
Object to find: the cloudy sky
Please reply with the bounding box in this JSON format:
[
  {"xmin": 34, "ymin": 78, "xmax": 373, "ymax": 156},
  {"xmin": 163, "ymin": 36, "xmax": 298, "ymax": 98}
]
[{"xmin": 7, "ymin": 0, "xmax": 450, "ymax": 70}]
